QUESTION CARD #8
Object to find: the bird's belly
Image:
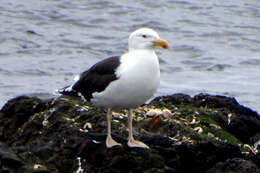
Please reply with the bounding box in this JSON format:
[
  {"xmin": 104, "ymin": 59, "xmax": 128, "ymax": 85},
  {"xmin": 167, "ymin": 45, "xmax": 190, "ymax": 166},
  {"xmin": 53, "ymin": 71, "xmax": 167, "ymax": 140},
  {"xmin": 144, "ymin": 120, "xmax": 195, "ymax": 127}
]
[{"xmin": 91, "ymin": 70, "xmax": 160, "ymax": 109}]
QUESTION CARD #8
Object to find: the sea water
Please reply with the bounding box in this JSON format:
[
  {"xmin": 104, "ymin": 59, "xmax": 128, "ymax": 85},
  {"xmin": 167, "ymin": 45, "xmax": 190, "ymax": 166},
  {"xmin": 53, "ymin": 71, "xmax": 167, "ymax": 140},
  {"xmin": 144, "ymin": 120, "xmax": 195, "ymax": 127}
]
[{"xmin": 0, "ymin": 0, "xmax": 259, "ymax": 113}]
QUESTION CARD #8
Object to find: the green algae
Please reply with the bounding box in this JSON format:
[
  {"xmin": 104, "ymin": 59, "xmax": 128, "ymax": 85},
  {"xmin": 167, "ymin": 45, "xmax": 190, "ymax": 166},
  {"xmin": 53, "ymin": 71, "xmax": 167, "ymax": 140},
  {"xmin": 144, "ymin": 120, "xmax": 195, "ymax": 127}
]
[
  {"xmin": 29, "ymin": 95, "xmax": 243, "ymax": 148},
  {"xmin": 150, "ymin": 101, "xmax": 242, "ymax": 146},
  {"xmin": 1, "ymin": 94, "xmax": 259, "ymax": 173}
]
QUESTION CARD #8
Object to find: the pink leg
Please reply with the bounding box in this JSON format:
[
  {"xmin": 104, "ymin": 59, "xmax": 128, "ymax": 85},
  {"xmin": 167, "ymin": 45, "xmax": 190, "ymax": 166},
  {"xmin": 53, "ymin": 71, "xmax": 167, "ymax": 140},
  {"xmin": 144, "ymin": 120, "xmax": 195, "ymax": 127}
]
[
  {"xmin": 105, "ymin": 108, "xmax": 122, "ymax": 148},
  {"xmin": 127, "ymin": 109, "xmax": 149, "ymax": 148}
]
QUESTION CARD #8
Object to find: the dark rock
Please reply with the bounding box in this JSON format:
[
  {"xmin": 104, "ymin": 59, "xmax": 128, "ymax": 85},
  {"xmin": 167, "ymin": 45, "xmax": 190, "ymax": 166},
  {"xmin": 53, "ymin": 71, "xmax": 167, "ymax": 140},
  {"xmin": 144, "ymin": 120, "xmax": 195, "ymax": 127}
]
[
  {"xmin": 206, "ymin": 158, "xmax": 260, "ymax": 173},
  {"xmin": 0, "ymin": 93, "xmax": 259, "ymax": 173},
  {"xmin": 192, "ymin": 93, "xmax": 260, "ymax": 144},
  {"xmin": 193, "ymin": 93, "xmax": 258, "ymax": 116},
  {"xmin": 142, "ymin": 135, "xmax": 176, "ymax": 148},
  {"xmin": 151, "ymin": 93, "xmax": 192, "ymax": 106},
  {"xmin": 250, "ymin": 132, "xmax": 260, "ymax": 147},
  {"xmin": 0, "ymin": 142, "xmax": 24, "ymax": 169},
  {"xmin": 0, "ymin": 96, "xmax": 47, "ymax": 143},
  {"xmin": 164, "ymin": 141, "xmax": 242, "ymax": 172}
]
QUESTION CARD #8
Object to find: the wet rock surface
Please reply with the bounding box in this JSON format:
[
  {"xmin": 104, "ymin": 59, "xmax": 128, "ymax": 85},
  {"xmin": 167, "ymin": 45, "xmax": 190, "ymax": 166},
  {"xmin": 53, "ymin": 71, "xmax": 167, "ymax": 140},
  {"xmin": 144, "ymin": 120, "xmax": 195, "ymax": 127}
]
[{"xmin": 0, "ymin": 93, "xmax": 260, "ymax": 173}]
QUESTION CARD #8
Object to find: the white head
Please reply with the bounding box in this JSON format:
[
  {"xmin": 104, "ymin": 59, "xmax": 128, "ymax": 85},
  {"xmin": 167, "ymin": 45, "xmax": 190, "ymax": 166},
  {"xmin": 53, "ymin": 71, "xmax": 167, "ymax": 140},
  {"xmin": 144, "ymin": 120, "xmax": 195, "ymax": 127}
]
[{"xmin": 128, "ymin": 27, "xmax": 168, "ymax": 51}]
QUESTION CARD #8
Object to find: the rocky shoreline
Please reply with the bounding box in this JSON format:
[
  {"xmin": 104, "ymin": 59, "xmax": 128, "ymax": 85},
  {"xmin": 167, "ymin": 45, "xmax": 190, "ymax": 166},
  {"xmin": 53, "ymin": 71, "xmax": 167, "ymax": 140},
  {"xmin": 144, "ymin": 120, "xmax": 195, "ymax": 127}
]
[{"xmin": 0, "ymin": 93, "xmax": 260, "ymax": 173}]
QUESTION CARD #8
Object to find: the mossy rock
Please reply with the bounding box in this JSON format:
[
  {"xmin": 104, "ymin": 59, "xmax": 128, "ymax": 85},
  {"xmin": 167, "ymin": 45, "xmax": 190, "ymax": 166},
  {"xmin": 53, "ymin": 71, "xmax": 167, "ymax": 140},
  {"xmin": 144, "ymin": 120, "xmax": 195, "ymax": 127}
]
[{"xmin": 0, "ymin": 93, "xmax": 259, "ymax": 173}]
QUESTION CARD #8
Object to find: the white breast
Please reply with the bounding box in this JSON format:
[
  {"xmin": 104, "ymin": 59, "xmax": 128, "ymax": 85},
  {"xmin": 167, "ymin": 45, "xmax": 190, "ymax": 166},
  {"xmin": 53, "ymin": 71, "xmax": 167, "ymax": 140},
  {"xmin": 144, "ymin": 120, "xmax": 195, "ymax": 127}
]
[{"xmin": 91, "ymin": 49, "xmax": 160, "ymax": 109}]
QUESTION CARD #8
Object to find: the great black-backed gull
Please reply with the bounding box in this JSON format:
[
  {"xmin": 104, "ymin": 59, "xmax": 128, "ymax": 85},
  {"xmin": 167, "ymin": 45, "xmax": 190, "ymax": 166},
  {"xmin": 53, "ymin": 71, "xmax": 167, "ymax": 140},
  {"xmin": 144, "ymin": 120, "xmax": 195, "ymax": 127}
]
[{"xmin": 59, "ymin": 27, "xmax": 168, "ymax": 148}]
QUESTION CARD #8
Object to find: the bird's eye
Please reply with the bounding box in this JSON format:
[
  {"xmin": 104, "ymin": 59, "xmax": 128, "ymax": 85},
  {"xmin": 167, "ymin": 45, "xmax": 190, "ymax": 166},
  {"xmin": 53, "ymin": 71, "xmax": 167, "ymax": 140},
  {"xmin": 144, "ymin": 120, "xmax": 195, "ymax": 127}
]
[{"xmin": 142, "ymin": 34, "xmax": 147, "ymax": 38}]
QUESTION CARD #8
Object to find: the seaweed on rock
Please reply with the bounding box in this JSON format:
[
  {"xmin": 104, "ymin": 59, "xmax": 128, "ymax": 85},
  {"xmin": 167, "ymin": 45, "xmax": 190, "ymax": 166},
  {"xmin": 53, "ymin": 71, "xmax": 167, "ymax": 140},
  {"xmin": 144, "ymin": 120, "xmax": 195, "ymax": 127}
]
[{"xmin": 0, "ymin": 93, "xmax": 259, "ymax": 173}]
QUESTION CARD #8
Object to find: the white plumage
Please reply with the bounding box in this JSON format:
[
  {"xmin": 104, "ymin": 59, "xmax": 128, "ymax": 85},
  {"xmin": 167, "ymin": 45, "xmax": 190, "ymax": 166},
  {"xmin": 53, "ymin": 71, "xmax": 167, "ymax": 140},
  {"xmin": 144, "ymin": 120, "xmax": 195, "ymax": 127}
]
[
  {"xmin": 91, "ymin": 49, "xmax": 160, "ymax": 109},
  {"xmin": 59, "ymin": 27, "xmax": 168, "ymax": 148}
]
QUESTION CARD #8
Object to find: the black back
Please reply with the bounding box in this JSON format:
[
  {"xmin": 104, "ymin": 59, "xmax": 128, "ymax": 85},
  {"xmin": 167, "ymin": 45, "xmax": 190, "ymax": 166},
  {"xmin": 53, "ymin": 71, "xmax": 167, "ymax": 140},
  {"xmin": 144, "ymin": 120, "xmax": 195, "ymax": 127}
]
[{"xmin": 70, "ymin": 56, "xmax": 121, "ymax": 101}]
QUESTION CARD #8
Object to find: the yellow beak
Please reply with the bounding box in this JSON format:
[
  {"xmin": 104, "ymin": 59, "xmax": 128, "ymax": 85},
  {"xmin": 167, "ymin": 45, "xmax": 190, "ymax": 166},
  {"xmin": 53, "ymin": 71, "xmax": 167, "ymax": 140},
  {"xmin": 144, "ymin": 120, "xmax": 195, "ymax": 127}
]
[{"xmin": 153, "ymin": 38, "xmax": 169, "ymax": 49}]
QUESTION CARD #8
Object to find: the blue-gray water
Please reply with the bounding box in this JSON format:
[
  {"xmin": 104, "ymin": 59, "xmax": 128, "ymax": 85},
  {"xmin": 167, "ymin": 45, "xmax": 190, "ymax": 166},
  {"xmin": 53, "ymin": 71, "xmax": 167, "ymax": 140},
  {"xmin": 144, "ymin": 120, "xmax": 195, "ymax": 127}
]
[{"xmin": 0, "ymin": 0, "xmax": 260, "ymax": 113}]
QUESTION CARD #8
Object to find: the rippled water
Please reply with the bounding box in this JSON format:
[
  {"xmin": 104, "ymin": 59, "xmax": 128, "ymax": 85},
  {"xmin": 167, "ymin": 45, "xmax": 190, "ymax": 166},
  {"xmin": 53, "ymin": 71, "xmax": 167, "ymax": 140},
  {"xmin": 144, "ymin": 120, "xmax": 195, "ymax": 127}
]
[{"xmin": 0, "ymin": 0, "xmax": 260, "ymax": 112}]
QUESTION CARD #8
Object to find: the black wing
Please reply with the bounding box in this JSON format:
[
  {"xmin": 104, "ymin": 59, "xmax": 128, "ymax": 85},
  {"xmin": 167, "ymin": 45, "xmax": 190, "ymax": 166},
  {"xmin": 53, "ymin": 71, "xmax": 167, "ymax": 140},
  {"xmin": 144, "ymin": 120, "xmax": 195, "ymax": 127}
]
[{"xmin": 59, "ymin": 56, "xmax": 121, "ymax": 101}]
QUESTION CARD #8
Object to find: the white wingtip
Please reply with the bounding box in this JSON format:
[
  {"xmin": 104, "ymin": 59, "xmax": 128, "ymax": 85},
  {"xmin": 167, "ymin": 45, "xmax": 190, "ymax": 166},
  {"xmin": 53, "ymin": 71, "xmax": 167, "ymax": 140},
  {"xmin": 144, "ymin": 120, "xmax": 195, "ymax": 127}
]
[{"xmin": 74, "ymin": 75, "xmax": 80, "ymax": 81}]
